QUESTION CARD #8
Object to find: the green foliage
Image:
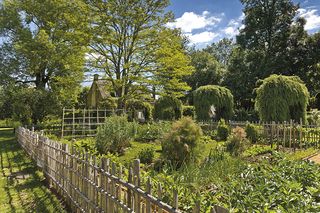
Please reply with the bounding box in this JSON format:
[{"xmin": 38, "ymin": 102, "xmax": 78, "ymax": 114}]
[
  {"xmin": 135, "ymin": 122, "xmax": 171, "ymax": 142},
  {"xmin": 0, "ymin": 0, "xmax": 90, "ymax": 109},
  {"xmin": 138, "ymin": 148, "xmax": 155, "ymax": 164},
  {"xmin": 96, "ymin": 115, "xmax": 137, "ymax": 154},
  {"xmin": 243, "ymin": 145, "xmax": 275, "ymax": 157},
  {"xmin": 223, "ymin": 155, "xmax": 320, "ymax": 212},
  {"xmin": 154, "ymin": 29, "xmax": 194, "ymax": 97},
  {"xmin": 255, "ymin": 75, "xmax": 309, "ymax": 122},
  {"xmin": 182, "ymin": 106, "xmax": 195, "ymax": 118},
  {"xmin": 154, "ymin": 96, "xmax": 182, "ymax": 121},
  {"xmin": 187, "ymin": 50, "xmax": 225, "ymax": 90},
  {"xmin": 307, "ymin": 109, "xmax": 320, "ymax": 125},
  {"xmin": 127, "ymin": 100, "xmax": 153, "ymax": 122},
  {"xmin": 74, "ymin": 138, "xmax": 98, "ymax": 155},
  {"xmin": 233, "ymin": 108, "xmax": 259, "ymax": 121},
  {"xmin": 226, "ymin": 127, "xmax": 250, "ymax": 156},
  {"xmin": 193, "ymin": 85, "xmax": 234, "ymax": 121},
  {"xmin": 161, "ymin": 117, "xmax": 203, "ymax": 167},
  {"xmin": 216, "ymin": 119, "xmax": 230, "ymax": 141},
  {"xmin": 245, "ymin": 123, "xmax": 260, "ymax": 143}
]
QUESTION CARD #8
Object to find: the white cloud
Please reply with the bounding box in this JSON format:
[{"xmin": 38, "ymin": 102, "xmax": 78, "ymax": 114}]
[
  {"xmin": 167, "ymin": 11, "xmax": 222, "ymax": 33},
  {"xmin": 298, "ymin": 8, "xmax": 320, "ymax": 31},
  {"xmin": 222, "ymin": 13, "xmax": 244, "ymax": 37},
  {"xmin": 186, "ymin": 31, "xmax": 218, "ymax": 44}
]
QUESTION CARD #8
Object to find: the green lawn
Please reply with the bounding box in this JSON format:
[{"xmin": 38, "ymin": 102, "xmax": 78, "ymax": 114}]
[{"xmin": 0, "ymin": 128, "xmax": 66, "ymax": 213}]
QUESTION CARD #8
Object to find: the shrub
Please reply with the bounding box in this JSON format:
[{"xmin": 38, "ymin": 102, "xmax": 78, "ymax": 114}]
[
  {"xmin": 135, "ymin": 122, "xmax": 171, "ymax": 142},
  {"xmin": 226, "ymin": 126, "xmax": 250, "ymax": 156},
  {"xmin": 255, "ymin": 75, "xmax": 309, "ymax": 122},
  {"xmin": 96, "ymin": 115, "xmax": 137, "ymax": 154},
  {"xmin": 138, "ymin": 148, "xmax": 155, "ymax": 164},
  {"xmin": 216, "ymin": 119, "xmax": 230, "ymax": 141},
  {"xmin": 127, "ymin": 100, "xmax": 153, "ymax": 122},
  {"xmin": 245, "ymin": 123, "xmax": 260, "ymax": 143},
  {"xmin": 161, "ymin": 117, "xmax": 203, "ymax": 167},
  {"xmin": 182, "ymin": 106, "xmax": 195, "ymax": 117},
  {"xmin": 154, "ymin": 96, "xmax": 182, "ymax": 121},
  {"xmin": 193, "ymin": 85, "xmax": 234, "ymax": 121}
]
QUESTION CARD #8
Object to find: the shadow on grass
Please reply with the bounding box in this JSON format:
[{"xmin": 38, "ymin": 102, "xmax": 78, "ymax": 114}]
[{"xmin": 0, "ymin": 128, "xmax": 66, "ymax": 213}]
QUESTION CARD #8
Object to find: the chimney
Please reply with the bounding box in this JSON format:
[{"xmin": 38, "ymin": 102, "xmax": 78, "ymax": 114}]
[{"xmin": 93, "ymin": 74, "xmax": 99, "ymax": 81}]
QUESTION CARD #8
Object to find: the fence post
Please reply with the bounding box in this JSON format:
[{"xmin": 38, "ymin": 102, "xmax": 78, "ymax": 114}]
[
  {"xmin": 289, "ymin": 119, "xmax": 293, "ymax": 149},
  {"xmin": 173, "ymin": 189, "xmax": 178, "ymax": 210},
  {"xmin": 157, "ymin": 183, "xmax": 163, "ymax": 213},
  {"xmin": 133, "ymin": 159, "xmax": 141, "ymax": 213},
  {"xmin": 146, "ymin": 177, "xmax": 152, "ymax": 213},
  {"xmin": 61, "ymin": 108, "xmax": 65, "ymax": 138},
  {"xmin": 300, "ymin": 118, "xmax": 303, "ymax": 149}
]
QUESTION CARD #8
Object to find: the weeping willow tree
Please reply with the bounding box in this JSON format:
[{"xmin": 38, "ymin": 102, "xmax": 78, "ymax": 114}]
[
  {"xmin": 126, "ymin": 100, "xmax": 153, "ymax": 121},
  {"xmin": 254, "ymin": 75, "xmax": 309, "ymax": 122},
  {"xmin": 193, "ymin": 85, "xmax": 234, "ymax": 121},
  {"xmin": 154, "ymin": 96, "xmax": 182, "ymax": 121}
]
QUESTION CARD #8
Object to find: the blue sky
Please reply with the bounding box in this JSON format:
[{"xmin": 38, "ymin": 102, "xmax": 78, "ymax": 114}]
[{"xmin": 167, "ymin": 0, "xmax": 320, "ymax": 48}]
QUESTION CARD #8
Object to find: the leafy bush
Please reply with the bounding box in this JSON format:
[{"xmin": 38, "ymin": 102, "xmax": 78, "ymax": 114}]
[
  {"xmin": 226, "ymin": 126, "xmax": 250, "ymax": 156},
  {"xmin": 307, "ymin": 109, "xmax": 320, "ymax": 125},
  {"xmin": 161, "ymin": 117, "xmax": 203, "ymax": 167},
  {"xmin": 135, "ymin": 122, "xmax": 171, "ymax": 142},
  {"xmin": 216, "ymin": 119, "xmax": 229, "ymax": 141},
  {"xmin": 193, "ymin": 85, "xmax": 234, "ymax": 121},
  {"xmin": 154, "ymin": 96, "xmax": 182, "ymax": 121},
  {"xmin": 138, "ymin": 147, "xmax": 155, "ymax": 164},
  {"xmin": 96, "ymin": 115, "xmax": 137, "ymax": 154},
  {"xmin": 74, "ymin": 138, "xmax": 98, "ymax": 155},
  {"xmin": 182, "ymin": 105, "xmax": 195, "ymax": 117},
  {"xmin": 245, "ymin": 123, "xmax": 260, "ymax": 143}
]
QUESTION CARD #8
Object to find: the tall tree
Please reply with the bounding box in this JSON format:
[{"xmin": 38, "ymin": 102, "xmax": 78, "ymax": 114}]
[
  {"xmin": 87, "ymin": 0, "xmax": 173, "ymax": 107},
  {"xmin": 237, "ymin": 0, "xmax": 299, "ymax": 76},
  {"xmin": 0, "ymin": 0, "xmax": 90, "ymax": 107},
  {"xmin": 153, "ymin": 29, "xmax": 194, "ymax": 98},
  {"xmin": 204, "ymin": 38, "xmax": 235, "ymax": 67},
  {"xmin": 187, "ymin": 50, "xmax": 225, "ymax": 91}
]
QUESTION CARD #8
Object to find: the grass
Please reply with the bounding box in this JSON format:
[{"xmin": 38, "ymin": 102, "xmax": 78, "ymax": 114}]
[{"xmin": 0, "ymin": 128, "xmax": 66, "ymax": 213}]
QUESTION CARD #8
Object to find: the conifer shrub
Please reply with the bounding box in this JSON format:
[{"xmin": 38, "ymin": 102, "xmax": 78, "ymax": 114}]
[
  {"xmin": 226, "ymin": 126, "xmax": 250, "ymax": 156},
  {"xmin": 193, "ymin": 85, "xmax": 234, "ymax": 121},
  {"xmin": 138, "ymin": 148, "xmax": 155, "ymax": 164},
  {"xmin": 216, "ymin": 119, "xmax": 230, "ymax": 141},
  {"xmin": 161, "ymin": 117, "xmax": 203, "ymax": 167},
  {"xmin": 154, "ymin": 96, "xmax": 182, "ymax": 120},
  {"xmin": 255, "ymin": 75, "xmax": 309, "ymax": 122},
  {"xmin": 96, "ymin": 115, "xmax": 137, "ymax": 154}
]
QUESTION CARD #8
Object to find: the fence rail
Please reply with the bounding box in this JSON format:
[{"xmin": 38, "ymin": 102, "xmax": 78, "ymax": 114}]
[{"xmin": 16, "ymin": 127, "xmax": 228, "ymax": 213}]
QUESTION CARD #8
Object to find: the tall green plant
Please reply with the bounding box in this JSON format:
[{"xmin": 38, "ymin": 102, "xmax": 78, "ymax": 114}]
[
  {"xmin": 154, "ymin": 96, "xmax": 182, "ymax": 121},
  {"xmin": 161, "ymin": 117, "xmax": 203, "ymax": 167},
  {"xmin": 193, "ymin": 85, "xmax": 234, "ymax": 121},
  {"xmin": 255, "ymin": 75, "xmax": 309, "ymax": 122},
  {"xmin": 96, "ymin": 115, "xmax": 136, "ymax": 154}
]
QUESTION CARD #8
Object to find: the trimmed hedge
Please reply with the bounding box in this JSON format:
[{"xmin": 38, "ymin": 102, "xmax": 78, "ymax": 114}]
[
  {"xmin": 255, "ymin": 75, "xmax": 309, "ymax": 122},
  {"xmin": 193, "ymin": 85, "xmax": 234, "ymax": 121},
  {"xmin": 154, "ymin": 96, "xmax": 182, "ymax": 120}
]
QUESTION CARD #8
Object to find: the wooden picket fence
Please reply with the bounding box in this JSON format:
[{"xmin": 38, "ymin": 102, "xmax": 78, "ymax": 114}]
[
  {"xmin": 200, "ymin": 119, "xmax": 320, "ymax": 151},
  {"xmin": 16, "ymin": 127, "xmax": 228, "ymax": 213}
]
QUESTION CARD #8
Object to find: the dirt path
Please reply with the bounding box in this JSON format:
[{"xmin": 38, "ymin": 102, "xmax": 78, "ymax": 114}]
[
  {"xmin": 0, "ymin": 128, "xmax": 66, "ymax": 213},
  {"xmin": 308, "ymin": 153, "xmax": 320, "ymax": 164}
]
